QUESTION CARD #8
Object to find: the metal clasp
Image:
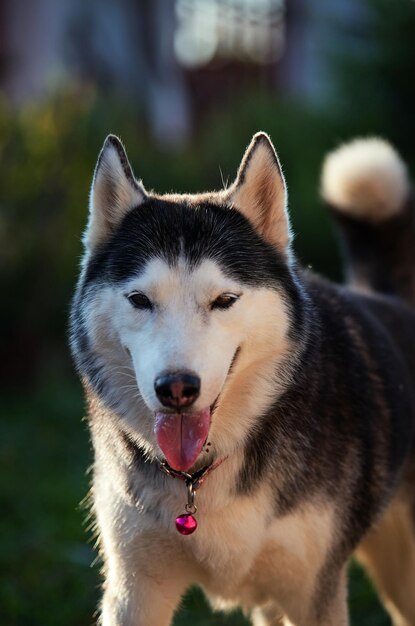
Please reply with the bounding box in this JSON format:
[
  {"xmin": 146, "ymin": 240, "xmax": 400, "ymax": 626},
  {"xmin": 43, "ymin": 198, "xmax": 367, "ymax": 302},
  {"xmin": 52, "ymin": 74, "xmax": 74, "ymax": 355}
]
[{"xmin": 185, "ymin": 480, "xmax": 197, "ymax": 514}]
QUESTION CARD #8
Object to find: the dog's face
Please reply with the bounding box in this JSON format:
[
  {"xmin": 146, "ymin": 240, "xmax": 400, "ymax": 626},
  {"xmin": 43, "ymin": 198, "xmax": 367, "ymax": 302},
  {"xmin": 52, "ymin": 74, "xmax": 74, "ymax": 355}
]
[
  {"xmin": 114, "ymin": 257, "xmax": 250, "ymax": 415},
  {"xmin": 71, "ymin": 134, "xmax": 299, "ymax": 471}
]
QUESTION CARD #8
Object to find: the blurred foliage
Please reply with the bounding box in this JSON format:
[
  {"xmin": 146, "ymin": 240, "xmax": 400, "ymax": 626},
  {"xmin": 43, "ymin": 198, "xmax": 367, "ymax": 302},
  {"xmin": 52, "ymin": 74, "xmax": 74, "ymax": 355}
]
[
  {"xmin": 329, "ymin": 0, "xmax": 415, "ymax": 161},
  {"xmin": 0, "ymin": 380, "xmax": 95, "ymax": 625}
]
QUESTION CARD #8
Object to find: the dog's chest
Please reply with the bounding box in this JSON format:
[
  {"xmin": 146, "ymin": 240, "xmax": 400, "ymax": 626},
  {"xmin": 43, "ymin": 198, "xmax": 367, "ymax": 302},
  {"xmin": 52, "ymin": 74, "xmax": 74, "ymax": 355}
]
[{"xmin": 187, "ymin": 495, "xmax": 335, "ymax": 606}]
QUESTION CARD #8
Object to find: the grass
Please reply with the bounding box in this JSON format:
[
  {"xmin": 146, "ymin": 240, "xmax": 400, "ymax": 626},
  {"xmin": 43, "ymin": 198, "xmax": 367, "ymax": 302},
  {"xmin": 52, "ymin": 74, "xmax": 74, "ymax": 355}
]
[{"xmin": 0, "ymin": 373, "xmax": 390, "ymax": 625}]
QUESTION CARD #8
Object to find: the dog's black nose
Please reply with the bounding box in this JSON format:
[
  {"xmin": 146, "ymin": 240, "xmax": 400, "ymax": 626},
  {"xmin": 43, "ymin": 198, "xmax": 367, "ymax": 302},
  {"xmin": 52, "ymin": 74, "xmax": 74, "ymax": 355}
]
[{"xmin": 154, "ymin": 372, "xmax": 201, "ymax": 409}]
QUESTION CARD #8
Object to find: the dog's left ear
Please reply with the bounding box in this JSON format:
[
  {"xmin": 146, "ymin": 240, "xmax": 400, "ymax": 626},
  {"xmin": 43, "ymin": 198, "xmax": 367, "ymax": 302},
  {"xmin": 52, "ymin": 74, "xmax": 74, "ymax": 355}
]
[{"xmin": 230, "ymin": 132, "xmax": 291, "ymax": 253}]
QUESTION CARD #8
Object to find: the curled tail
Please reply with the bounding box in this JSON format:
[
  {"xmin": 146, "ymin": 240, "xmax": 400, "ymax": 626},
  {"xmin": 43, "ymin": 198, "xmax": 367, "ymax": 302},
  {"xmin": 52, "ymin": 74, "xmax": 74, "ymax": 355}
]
[{"xmin": 321, "ymin": 138, "xmax": 415, "ymax": 306}]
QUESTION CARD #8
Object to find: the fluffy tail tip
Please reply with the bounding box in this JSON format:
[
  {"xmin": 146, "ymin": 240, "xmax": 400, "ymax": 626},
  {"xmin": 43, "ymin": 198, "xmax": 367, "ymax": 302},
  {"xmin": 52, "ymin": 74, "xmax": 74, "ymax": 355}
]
[{"xmin": 321, "ymin": 138, "xmax": 410, "ymax": 222}]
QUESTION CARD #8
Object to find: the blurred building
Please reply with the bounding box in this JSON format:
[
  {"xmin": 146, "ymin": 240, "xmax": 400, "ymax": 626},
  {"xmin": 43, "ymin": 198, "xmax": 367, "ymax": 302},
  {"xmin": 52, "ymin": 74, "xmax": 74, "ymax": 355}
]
[{"xmin": 0, "ymin": 0, "xmax": 364, "ymax": 147}]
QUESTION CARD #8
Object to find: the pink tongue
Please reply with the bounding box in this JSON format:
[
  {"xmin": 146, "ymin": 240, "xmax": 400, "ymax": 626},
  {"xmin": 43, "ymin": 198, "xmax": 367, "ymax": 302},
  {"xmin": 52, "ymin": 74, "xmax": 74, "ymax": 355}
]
[{"xmin": 154, "ymin": 408, "xmax": 211, "ymax": 471}]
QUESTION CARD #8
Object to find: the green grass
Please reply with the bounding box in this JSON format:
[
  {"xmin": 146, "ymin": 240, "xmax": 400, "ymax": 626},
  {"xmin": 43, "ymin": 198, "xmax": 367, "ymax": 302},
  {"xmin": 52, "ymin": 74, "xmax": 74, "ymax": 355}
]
[{"xmin": 0, "ymin": 375, "xmax": 390, "ymax": 625}]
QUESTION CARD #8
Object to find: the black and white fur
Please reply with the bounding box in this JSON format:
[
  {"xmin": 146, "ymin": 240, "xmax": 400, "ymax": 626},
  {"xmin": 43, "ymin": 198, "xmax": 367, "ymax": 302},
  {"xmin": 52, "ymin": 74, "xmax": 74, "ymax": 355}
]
[{"xmin": 71, "ymin": 133, "xmax": 415, "ymax": 626}]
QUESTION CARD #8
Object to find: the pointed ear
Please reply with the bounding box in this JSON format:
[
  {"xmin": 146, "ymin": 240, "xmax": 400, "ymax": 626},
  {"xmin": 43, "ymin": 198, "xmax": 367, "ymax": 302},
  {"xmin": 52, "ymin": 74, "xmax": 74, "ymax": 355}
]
[
  {"xmin": 230, "ymin": 132, "xmax": 291, "ymax": 253},
  {"xmin": 85, "ymin": 135, "xmax": 147, "ymax": 251}
]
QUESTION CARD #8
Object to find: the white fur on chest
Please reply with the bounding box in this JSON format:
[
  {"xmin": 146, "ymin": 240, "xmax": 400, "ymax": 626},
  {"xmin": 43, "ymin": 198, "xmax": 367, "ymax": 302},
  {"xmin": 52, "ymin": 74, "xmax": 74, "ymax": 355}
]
[
  {"xmin": 189, "ymin": 493, "xmax": 336, "ymax": 613},
  {"xmin": 131, "ymin": 459, "xmax": 334, "ymax": 583},
  {"xmin": 95, "ymin": 454, "xmax": 335, "ymax": 620}
]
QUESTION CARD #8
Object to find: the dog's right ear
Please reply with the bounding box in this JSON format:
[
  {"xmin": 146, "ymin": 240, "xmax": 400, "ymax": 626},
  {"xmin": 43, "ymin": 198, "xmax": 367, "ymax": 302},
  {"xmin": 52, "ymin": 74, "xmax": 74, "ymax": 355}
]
[{"xmin": 84, "ymin": 135, "xmax": 147, "ymax": 251}]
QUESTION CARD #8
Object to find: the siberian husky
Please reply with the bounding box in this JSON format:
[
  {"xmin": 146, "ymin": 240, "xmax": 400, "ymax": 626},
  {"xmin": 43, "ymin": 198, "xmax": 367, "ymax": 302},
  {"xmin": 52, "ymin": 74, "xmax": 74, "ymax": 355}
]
[{"xmin": 70, "ymin": 132, "xmax": 415, "ymax": 626}]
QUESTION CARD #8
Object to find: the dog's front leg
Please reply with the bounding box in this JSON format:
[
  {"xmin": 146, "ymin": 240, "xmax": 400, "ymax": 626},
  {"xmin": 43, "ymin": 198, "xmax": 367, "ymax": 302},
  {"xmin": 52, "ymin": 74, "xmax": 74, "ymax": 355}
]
[
  {"xmin": 280, "ymin": 566, "xmax": 349, "ymax": 626},
  {"xmin": 100, "ymin": 531, "xmax": 194, "ymax": 626},
  {"xmin": 101, "ymin": 572, "xmax": 187, "ymax": 626}
]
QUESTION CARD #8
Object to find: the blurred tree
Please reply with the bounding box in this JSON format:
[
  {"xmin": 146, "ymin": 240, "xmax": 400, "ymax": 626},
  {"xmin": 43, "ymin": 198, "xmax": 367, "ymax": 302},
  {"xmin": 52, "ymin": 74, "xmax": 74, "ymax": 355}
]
[
  {"xmin": 1, "ymin": 0, "xmax": 191, "ymax": 148},
  {"xmin": 329, "ymin": 0, "xmax": 415, "ymax": 164}
]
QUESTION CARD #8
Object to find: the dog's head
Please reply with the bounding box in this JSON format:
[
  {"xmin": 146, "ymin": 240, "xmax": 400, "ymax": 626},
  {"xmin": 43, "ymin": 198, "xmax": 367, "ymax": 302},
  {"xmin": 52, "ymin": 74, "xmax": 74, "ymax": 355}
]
[{"xmin": 71, "ymin": 133, "xmax": 304, "ymax": 471}]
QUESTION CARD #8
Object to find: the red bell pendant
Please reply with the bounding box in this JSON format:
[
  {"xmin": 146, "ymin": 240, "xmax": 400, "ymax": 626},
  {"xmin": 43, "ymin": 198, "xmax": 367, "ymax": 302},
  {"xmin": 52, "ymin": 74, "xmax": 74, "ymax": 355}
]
[
  {"xmin": 159, "ymin": 457, "xmax": 227, "ymax": 537},
  {"xmin": 175, "ymin": 479, "xmax": 198, "ymax": 534},
  {"xmin": 175, "ymin": 513, "xmax": 198, "ymax": 535}
]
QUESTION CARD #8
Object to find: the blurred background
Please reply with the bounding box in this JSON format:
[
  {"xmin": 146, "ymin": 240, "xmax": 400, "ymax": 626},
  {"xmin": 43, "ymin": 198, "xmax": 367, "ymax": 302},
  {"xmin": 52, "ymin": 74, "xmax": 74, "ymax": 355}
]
[{"xmin": 1, "ymin": 0, "xmax": 415, "ymax": 624}]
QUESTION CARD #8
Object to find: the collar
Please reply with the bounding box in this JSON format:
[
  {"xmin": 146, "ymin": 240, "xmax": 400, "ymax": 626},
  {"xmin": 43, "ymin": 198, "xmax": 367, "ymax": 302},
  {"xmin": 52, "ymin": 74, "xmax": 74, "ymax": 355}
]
[{"xmin": 158, "ymin": 456, "xmax": 226, "ymax": 491}]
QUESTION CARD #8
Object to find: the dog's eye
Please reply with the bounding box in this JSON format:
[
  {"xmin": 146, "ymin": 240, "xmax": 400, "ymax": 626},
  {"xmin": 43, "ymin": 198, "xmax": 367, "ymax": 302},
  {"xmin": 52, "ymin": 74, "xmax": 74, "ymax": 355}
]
[
  {"xmin": 127, "ymin": 292, "xmax": 153, "ymax": 310},
  {"xmin": 211, "ymin": 293, "xmax": 240, "ymax": 310}
]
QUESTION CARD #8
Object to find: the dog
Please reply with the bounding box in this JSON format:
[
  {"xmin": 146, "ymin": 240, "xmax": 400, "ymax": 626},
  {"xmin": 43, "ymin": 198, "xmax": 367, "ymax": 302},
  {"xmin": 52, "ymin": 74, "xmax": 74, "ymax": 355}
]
[{"xmin": 70, "ymin": 132, "xmax": 415, "ymax": 626}]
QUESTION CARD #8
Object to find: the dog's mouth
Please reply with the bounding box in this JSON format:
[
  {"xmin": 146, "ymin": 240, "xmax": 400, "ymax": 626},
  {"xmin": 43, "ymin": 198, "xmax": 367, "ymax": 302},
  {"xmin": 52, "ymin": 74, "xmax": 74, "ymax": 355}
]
[{"xmin": 154, "ymin": 348, "xmax": 240, "ymax": 472}]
